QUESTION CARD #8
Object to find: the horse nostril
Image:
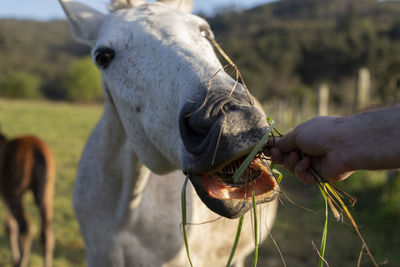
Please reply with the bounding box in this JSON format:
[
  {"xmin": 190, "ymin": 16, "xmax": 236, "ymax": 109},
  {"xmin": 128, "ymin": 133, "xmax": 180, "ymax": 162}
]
[
  {"xmin": 183, "ymin": 114, "xmax": 209, "ymax": 137},
  {"xmin": 179, "ymin": 101, "xmax": 218, "ymax": 155}
]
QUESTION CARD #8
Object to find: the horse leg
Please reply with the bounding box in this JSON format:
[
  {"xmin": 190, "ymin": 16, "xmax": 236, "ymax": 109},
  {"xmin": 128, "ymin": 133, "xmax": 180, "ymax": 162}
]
[
  {"xmin": 33, "ymin": 181, "xmax": 54, "ymax": 267},
  {"xmin": 36, "ymin": 199, "xmax": 54, "ymax": 267},
  {"xmin": 6, "ymin": 211, "xmax": 20, "ymax": 265},
  {"xmin": 6, "ymin": 197, "xmax": 34, "ymax": 267}
]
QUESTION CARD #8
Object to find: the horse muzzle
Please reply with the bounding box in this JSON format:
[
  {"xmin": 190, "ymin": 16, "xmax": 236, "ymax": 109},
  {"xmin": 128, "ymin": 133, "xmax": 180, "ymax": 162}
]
[{"xmin": 179, "ymin": 87, "xmax": 279, "ymax": 218}]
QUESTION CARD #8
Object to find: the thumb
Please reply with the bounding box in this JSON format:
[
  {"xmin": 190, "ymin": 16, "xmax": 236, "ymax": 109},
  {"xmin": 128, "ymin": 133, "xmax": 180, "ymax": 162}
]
[{"xmin": 275, "ymin": 130, "xmax": 298, "ymax": 153}]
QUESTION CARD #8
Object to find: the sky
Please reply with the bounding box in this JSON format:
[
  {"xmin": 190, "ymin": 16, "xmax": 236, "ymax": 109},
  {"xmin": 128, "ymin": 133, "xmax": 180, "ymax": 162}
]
[{"xmin": 0, "ymin": 0, "xmax": 275, "ymax": 20}]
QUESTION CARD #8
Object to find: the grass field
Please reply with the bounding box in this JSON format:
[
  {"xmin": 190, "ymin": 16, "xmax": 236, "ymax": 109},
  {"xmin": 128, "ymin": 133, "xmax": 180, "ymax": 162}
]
[
  {"xmin": 0, "ymin": 99, "xmax": 102, "ymax": 266},
  {"xmin": 0, "ymin": 99, "xmax": 398, "ymax": 267}
]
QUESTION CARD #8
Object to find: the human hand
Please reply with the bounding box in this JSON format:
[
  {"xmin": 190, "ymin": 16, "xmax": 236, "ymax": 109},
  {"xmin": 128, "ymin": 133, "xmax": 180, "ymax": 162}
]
[{"xmin": 268, "ymin": 116, "xmax": 354, "ymax": 184}]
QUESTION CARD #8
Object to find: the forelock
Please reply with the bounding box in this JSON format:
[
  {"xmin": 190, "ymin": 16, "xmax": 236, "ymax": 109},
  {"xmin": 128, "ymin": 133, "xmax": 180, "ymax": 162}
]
[{"xmin": 108, "ymin": 0, "xmax": 136, "ymax": 12}]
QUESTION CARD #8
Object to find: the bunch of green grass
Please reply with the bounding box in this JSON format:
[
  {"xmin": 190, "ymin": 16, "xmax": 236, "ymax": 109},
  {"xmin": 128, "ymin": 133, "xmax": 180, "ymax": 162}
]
[
  {"xmin": 181, "ymin": 176, "xmax": 193, "ymax": 267},
  {"xmin": 179, "ymin": 35, "xmax": 282, "ymax": 266},
  {"xmin": 227, "ymin": 121, "xmax": 276, "ymax": 267},
  {"xmin": 232, "ymin": 121, "xmax": 275, "ymax": 184}
]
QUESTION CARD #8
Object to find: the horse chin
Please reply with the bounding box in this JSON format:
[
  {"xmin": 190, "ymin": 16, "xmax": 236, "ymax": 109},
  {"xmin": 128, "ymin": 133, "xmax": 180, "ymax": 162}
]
[{"xmin": 188, "ymin": 157, "xmax": 279, "ymax": 219}]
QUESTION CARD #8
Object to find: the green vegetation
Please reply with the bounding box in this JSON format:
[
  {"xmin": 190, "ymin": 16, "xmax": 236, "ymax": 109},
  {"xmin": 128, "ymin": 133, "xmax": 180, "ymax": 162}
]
[
  {"xmin": 208, "ymin": 0, "xmax": 400, "ymax": 106},
  {"xmin": 0, "ymin": 71, "xmax": 41, "ymax": 99},
  {"xmin": 0, "ymin": 99, "xmax": 102, "ymax": 267},
  {"xmin": 0, "ymin": 19, "xmax": 89, "ymax": 101},
  {"xmin": 1, "ymin": 0, "xmax": 400, "ymax": 105},
  {"xmin": 60, "ymin": 57, "xmax": 103, "ymax": 102}
]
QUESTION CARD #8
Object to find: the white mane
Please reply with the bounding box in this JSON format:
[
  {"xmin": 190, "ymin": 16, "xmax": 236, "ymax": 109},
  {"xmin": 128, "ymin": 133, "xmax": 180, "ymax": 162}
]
[
  {"xmin": 108, "ymin": 0, "xmax": 139, "ymax": 12},
  {"xmin": 108, "ymin": 0, "xmax": 193, "ymax": 12}
]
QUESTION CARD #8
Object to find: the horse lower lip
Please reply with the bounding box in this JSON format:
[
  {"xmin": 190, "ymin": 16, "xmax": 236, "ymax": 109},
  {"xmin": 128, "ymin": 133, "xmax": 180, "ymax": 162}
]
[
  {"xmin": 187, "ymin": 158, "xmax": 279, "ymax": 218},
  {"xmin": 201, "ymin": 158, "xmax": 277, "ymax": 200}
]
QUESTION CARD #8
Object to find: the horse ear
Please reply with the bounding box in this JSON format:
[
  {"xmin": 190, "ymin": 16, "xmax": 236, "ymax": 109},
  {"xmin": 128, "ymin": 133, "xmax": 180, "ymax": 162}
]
[
  {"xmin": 158, "ymin": 0, "xmax": 193, "ymax": 13},
  {"xmin": 59, "ymin": 0, "xmax": 106, "ymax": 46}
]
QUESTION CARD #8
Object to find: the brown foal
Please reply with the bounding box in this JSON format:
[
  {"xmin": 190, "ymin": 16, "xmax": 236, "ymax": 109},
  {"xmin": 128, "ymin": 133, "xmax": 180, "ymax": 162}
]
[{"xmin": 0, "ymin": 133, "xmax": 55, "ymax": 267}]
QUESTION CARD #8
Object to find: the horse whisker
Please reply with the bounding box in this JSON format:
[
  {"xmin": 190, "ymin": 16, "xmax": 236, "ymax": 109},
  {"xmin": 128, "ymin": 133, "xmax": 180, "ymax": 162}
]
[
  {"xmin": 211, "ymin": 107, "xmax": 226, "ymax": 165},
  {"xmin": 184, "ymin": 67, "xmax": 225, "ymax": 118},
  {"xmin": 184, "ymin": 216, "xmax": 223, "ymax": 226}
]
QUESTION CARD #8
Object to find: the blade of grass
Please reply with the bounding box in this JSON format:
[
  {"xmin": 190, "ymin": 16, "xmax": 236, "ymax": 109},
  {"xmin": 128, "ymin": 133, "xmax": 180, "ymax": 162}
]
[
  {"xmin": 272, "ymin": 168, "xmax": 283, "ymax": 184},
  {"xmin": 326, "ymin": 195, "xmax": 341, "ymax": 222},
  {"xmin": 317, "ymin": 184, "xmax": 329, "ymax": 267},
  {"xmin": 267, "ymin": 161, "xmax": 319, "ymax": 214},
  {"xmin": 357, "ymin": 244, "xmax": 365, "ymax": 267},
  {"xmin": 181, "ymin": 175, "xmax": 194, "ymax": 267},
  {"xmin": 324, "ymin": 183, "xmax": 379, "ymax": 267},
  {"xmin": 309, "ymin": 169, "xmax": 341, "ymax": 221},
  {"xmin": 309, "ymin": 168, "xmax": 379, "ymax": 267},
  {"xmin": 225, "ymin": 215, "xmax": 244, "ymax": 267},
  {"xmin": 251, "ymin": 181, "xmax": 259, "ymax": 267},
  {"xmin": 312, "ymin": 241, "xmax": 330, "ymax": 267},
  {"xmin": 232, "ymin": 122, "xmax": 275, "ymax": 183},
  {"xmin": 208, "ymin": 38, "xmax": 253, "ymax": 104},
  {"xmin": 267, "ymin": 229, "xmax": 287, "ymax": 267}
]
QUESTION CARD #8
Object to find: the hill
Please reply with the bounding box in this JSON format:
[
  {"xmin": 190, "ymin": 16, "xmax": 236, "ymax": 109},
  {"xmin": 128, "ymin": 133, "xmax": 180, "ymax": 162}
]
[
  {"xmin": 0, "ymin": 19, "xmax": 87, "ymax": 79},
  {"xmin": 208, "ymin": 0, "xmax": 400, "ymax": 104},
  {"xmin": 1, "ymin": 0, "xmax": 400, "ymax": 105},
  {"xmin": 0, "ymin": 19, "xmax": 89, "ymax": 99}
]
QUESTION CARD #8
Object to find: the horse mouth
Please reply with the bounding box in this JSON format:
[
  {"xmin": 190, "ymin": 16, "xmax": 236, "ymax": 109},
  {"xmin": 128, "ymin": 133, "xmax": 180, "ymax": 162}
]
[{"xmin": 188, "ymin": 156, "xmax": 279, "ymax": 219}]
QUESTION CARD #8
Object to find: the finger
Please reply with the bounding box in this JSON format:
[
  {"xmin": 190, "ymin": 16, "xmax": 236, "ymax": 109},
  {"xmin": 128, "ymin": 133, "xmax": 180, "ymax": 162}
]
[
  {"xmin": 326, "ymin": 171, "xmax": 354, "ymax": 183},
  {"xmin": 269, "ymin": 147, "xmax": 283, "ymax": 163},
  {"xmin": 275, "ymin": 130, "xmax": 298, "ymax": 153},
  {"xmin": 283, "ymin": 151, "xmax": 300, "ymax": 173},
  {"xmin": 265, "ymin": 137, "xmax": 276, "ymax": 148},
  {"xmin": 294, "ymin": 157, "xmax": 318, "ymax": 184}
]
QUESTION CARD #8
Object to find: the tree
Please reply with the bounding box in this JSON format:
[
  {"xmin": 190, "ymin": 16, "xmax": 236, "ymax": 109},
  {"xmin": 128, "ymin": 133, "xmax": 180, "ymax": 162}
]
[
  {"xmin": 61, "ymin": 57, "xmax": 103, "ymax": 102},
  {"xmin": 0, "ymin": 71, "xmax": 41, "ymax": 99}
]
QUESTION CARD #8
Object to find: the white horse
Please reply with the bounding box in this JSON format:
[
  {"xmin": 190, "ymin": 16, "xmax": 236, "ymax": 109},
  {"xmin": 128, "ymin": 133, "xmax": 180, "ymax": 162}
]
[{"xmin": 59, "ymin": 0, "xmax": 279, "ymax": 266}]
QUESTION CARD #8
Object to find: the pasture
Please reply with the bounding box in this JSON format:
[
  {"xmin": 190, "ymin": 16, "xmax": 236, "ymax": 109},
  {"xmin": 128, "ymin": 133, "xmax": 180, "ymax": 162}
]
[
  {"xmin": 0, "ymin": 99, "xmax": 101, "ymax": 266},
  {"xmin": 0, "ymin": 99, "xmax": 398, "ymax": 266}
]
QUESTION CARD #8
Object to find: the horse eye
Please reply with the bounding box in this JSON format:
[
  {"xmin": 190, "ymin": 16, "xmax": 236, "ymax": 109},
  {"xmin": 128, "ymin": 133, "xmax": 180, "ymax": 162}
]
[
  {"xmin": 94, "ymin": 47, "xmax": 115, "ymax": 69},
  {"xmin": 200, "ymin": 28, "xmax": 212, "ymax": 39}
]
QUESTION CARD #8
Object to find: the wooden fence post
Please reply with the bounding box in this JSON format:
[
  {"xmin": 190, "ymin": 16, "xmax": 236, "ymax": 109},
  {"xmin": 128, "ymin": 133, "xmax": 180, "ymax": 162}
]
[
  {"xmin": 356, "ymin": 67, "xmax": 371, "ymax": 109},
  {"xmin": 317, "ymin": 83, "xmax": 329, "ymax": 116}
]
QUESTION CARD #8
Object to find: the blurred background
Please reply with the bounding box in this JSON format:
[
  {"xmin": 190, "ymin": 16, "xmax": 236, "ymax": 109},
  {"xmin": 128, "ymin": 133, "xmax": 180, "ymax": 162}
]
[{"xmin": 0, "ymin": 0, "xmax": 399, "ymax": 266}]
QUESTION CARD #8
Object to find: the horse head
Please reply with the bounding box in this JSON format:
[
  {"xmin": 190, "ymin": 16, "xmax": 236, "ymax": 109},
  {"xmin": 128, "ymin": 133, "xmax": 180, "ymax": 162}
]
[{"xmin": 60, "ymin": 0, "xmax": 279, "ymax": 219}]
